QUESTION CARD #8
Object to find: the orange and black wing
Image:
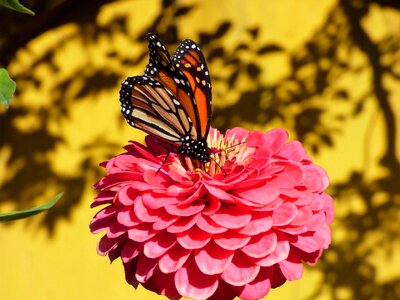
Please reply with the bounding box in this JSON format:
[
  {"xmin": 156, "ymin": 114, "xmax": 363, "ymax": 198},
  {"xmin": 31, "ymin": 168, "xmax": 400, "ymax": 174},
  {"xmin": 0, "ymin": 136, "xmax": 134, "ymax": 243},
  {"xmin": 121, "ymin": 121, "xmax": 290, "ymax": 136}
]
[
  {"xmin": 143, "ymin": 34, "xmax": 199, "ymax": 139},
  {"xmin": 172, "ymin": 39, "xmax": 212, "ymax": 139},
  {"xmin": 120, "ymin": 76, "xmax": 193, "ymax": 148}
]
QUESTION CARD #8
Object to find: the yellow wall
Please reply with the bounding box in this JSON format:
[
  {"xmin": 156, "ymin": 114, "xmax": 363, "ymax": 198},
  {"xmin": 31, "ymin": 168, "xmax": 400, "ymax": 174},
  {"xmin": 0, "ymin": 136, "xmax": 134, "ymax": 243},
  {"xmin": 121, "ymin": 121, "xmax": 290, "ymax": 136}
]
[{"xmin": 1, "ymin": 0, "xmax": 400, "ymax": 299}]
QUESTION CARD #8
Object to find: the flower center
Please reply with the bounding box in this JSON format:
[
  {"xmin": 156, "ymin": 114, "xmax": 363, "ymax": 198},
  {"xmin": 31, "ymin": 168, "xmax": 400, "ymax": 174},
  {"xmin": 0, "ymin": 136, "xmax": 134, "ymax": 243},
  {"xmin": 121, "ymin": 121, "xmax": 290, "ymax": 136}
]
[
  {"xmin": 183, "ymin": 131, "xmax": 255, "ymax": 176},
  {"xmin": 207, "ymin": 131, "xmax": 255, "ymax": 176}
]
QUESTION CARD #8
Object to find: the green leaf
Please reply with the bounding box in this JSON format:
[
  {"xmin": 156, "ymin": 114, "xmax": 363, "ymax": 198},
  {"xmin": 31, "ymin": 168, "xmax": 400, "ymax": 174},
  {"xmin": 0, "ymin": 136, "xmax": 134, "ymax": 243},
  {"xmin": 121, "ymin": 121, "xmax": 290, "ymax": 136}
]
[
  {"xmin": 0, "ymin": 0, "xmax": 35, "ymax": 15},
  {"xmin": 0, "ymin": 192, "xmax": 63, "ymax": 222},
  {"xmin": 0, "ymin": 68, "xmax": 16, "ymax": 108}
]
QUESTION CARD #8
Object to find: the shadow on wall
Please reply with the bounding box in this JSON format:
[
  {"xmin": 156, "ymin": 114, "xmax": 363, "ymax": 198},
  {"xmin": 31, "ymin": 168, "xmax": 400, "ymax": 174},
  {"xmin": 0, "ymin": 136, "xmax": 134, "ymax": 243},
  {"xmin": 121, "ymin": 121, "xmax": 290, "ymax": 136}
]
[{"xmin": 0, "ymin": 0, "xmax": 399, "ymax": 298}]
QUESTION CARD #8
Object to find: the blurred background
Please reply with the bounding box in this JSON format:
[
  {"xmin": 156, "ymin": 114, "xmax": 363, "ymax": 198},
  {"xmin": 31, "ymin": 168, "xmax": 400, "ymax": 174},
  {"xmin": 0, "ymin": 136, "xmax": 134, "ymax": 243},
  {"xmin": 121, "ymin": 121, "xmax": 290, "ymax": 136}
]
[{"xmin": 1, "ymin": 0, "xmax": 400, "ymax": 299}]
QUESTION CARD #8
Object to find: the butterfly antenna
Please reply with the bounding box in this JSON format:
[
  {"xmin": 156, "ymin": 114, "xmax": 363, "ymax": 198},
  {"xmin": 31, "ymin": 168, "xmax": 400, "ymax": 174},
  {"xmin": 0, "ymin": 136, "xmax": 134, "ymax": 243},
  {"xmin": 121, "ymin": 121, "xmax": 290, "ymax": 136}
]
[
  {"xmin": 224, "ymin": 141, "xmax": 247, "ymax": 152},
  {"xmin": 209, "ymin": 155, "xmax": 227, "ymax": 177},
  {"xmin": 209, "ymin": 141, "xmax": 248, "ymax": 178}
]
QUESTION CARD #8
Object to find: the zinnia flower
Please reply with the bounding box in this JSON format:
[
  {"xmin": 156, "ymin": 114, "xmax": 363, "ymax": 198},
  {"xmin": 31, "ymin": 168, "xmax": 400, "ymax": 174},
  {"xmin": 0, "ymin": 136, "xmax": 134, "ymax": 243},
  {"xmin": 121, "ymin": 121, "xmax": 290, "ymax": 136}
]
[{"xmin": 90, "ymin": 127, "xmax": 334, "ymax": 300}]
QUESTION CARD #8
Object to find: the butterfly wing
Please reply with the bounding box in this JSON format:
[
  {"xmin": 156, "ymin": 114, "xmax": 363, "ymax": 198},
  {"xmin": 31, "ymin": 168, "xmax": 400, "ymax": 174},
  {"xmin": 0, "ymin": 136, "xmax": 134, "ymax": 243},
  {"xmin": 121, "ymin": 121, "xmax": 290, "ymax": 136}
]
[
  {"xmin": 143, "ymin": 34, "xmax": 199, "ymax": 139},
  {"xmin": 172, "ymin": 39, "xmax": 212, "ymax": 139},
  {"xmin": 120, "ymin": 76, "xmax": 193, "ymax": 147}
]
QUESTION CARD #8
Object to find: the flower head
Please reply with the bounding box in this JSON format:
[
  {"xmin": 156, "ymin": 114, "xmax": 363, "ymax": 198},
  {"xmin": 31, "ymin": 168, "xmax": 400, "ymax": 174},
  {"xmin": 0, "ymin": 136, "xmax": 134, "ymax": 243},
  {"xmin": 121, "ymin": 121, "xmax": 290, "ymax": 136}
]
[{"xmin": 90, "ymin": 127, "xmax": 334, "ymax": 300}]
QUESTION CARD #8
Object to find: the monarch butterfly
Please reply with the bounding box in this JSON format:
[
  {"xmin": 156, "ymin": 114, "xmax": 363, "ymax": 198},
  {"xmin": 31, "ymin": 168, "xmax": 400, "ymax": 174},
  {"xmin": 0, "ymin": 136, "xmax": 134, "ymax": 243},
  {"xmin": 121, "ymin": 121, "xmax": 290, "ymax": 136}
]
[{"xmin": 119, "ymin": 33, "xmax": 212, "ymax": 163}]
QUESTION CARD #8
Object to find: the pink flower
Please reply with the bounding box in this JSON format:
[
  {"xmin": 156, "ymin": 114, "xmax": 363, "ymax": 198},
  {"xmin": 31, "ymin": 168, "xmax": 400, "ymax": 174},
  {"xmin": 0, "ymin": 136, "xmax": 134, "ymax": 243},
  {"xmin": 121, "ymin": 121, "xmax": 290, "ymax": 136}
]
[{"xmin": 90, "ymin": 127, "xmax": 334, "ymax": 300}]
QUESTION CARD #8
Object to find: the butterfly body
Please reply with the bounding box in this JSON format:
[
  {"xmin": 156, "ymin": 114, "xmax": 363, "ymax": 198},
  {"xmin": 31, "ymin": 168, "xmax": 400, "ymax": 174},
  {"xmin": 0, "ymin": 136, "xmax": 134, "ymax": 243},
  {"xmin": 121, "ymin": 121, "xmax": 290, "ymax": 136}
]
[
  {"xmin": 178, "ymin": 136, "xmax": 210, "ymax": 163},
  {"xmin": 119, "ymin": 33, "xmax": 212, "ymax": 163}
]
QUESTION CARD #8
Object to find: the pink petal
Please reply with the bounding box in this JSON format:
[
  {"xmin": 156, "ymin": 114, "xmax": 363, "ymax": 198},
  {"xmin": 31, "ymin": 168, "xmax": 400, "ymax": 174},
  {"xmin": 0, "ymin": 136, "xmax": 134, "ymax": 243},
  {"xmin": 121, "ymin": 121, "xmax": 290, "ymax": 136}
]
[
  {"xmin": 176, "ymin": 226, "xmax": 211, "ymax": 249},
  {"xmin": 117, "ymin": 207, "xmax": 141, "ymax": 227},
  {"xmin": 106, "ymin": 222, "xmax": 129, "ymax": 238},
  {"xmin": 290, "ymin": 206, "xmax": 313, "ymax": 226},
  {"xmin": 313, "ymin": 223, "xmax": 332, "ymax": 249},
  {"xmin": 268, "ymin": 264, "xmax": 287, "ymax": 288},
  {"xmin": 165, "ymin": 202, "xmax": 205, "ymax": 217},
  {"xmin": 271, "ymin": 202, "xmax": 298, "ymax": 226},
  {"xmin": 280, "ymin": 188, "xmax": 301, "ymax": 198},
  {"xmin": 214, "ymin": 230, "xmax": 251, "ymax": 250},
  {"xmin": 209, "ymin": 205, "xmax": 252, "ymax": 229},
  {"xmin": 241, "ymin": 232, "xmax": 277, "ymax": 258},
  {"xmin": 302, "ymin": 165, "xmax": 329, "ymax": 192},
  {"xmin": 224, "ymin": 127, "xmax": 250, "ymax": 140},
  {"xmin": 233, "ymin": 184, "xmax": 280, "ymax": 207},
  {"xmin": 278, "ymin": 141, "xmax": 308, "ymax": 162},
  {"xmin": 135, "ymin": 254, "xmax": 157, "ymax": 283},
  {"xmin": 278, "ymin": 225, "xmax": 308, "ymax": 235},
  {"xmin": 91, "ymin": 205, "xmax": 116, "ymax": 220},
  {"xmin": 323, "ymin": 194, "xmax": 334, "ymax": 224},
  {"xmin": 306, "ymin": 211, "xmax": 326, "ymax": 231},
  {"xmin": 143, "ymin": 268, "xmax": 180, "ymax": 299},
  {"xmin": 308, "ymin": 193, "xmax": 326, "ymax": 210},
  {"xmin": 194, "ymin": 241, "xmax": 234, "ymax": 275},
  {"xmin": 165, "ymin": 180, "xmax": 200, "ymax": 197},
  {"xmin": 290, "ymin": 233, "xmax": 321, "ymax": 253},
  {"xmin": 175, "ymin": 256, "xmax": 219, "ymax": 300},
  {"xmin": 221, "ymin": 252, "xmax": 260, "ymax": 286},
  {"xmin": 143, "ymin": 168, "xmax": 167, "ymax": 185},
  {"xmin": 152, "ymin": 214, "xmax": 179, "ymax": 231},
  {"xmin": 128, "ymin": 223, "xmax": 156, "ymax": 242},
  {"xmin": 108, "ymin": 246, "xmax": 122, "ymax": 263},
  {"xmin": 203, "ymin": 184, "xmax": 235, "ymax": 203},
  {"xmin": 125, "ymin": 141, "xmax": 160, "ymax": 162},
  {"xmin": 226, "ymin": 175, "xmax": 264, "ymax": 191},
  {"xmin": 91, "ymin": 191, "xmax": 114, "ymax": 207},
  {"xmin": 176, "ymin": 185, "xmax": 204, "ymax": 205},
  {"xmin": 196, "ymin": 215, "xmax": 228, "ymax": 234},
  {"xmin": 236, "ymin": 212, "xmax": 272, "ymax": 235},
  {"xmin": 206, "ymin": 280, "xmax": 237, "ymax": 300},
  {"xmin": 121, "ymin": 241, "xmax": 140, "ymax": 263},
  {"xmin": 167, "ymin": 163, "xmax": 191, "ymax": 182},
  {"xmin": 278, "ymin": 250, "xmax": 303, "ymax": 281},
  {"xmin": 90, "ymin": 207, "xmax": 117, "ymax": 233},
  {"xmin": 123, "ymin": 179, "xmax": 160, "ymax": 192},
  {"xmin": 123, "ymin": 259, "xmax": 139, "ymax": 288},
  {"xmin": 256, "ymin": 238, "xmax": 290, "ymax": 267},
  {"xmin": 167, "ymin": 215, "xmax": 199, "ymax": 233},
  {"xmin": 224, "ymin": 166, "xmax": 256, "ymax": 186},
  {"xmin": 97, "ymin": 235, "xmax": 122, "ymax": 256},
  {"xmin": 143, "ymin": 233, "xmax": 177, "ymax": 258},
  {"xmin": 134, "ymin": 196, "xmax": 164, "ymax": 222},
  {"xmin": 297, "ymin": 248, "xmax": 322, "ymax": 265},
  {"xmin": 233, "ymin": 267, "xmax": 272, "ymax": 300},
  {"xmin": 247, "ymin": 128, "xmax": 288, "ymax": 154},
  {"xmin": 258, "ymin": 163, "xmax": 285, "ymax": 178},
  {"xmin": 116, "ymin": 186, "xmax": 139, "ymax": 206},
  {"xmin": 144, "ymin": 135, "xmax": 174, "ymax": 156},
  {"xmin": 159, "ymin": 245, "xmax": 191, "ymax": 273},
  {"xmin": 142, "ymin": 192, "xmax": 178, "ymax": 209},
  {"xmin": 103, "ymin": 172, "xmax": 141, "ymax": 186},
  {"xmin": 267, "ymin": 161, "xmax": 304, "ymax": 188},
  {"xmin": 254, "ymin": 196, "xmax": 284, "ymax": 212},
  {"xmin": 292, "ymin": 193, "xmax": 313, "ymax": 205},
  {"xmin": 201, "ymin": 194, "xmax": 221, "ymax": 215}
]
